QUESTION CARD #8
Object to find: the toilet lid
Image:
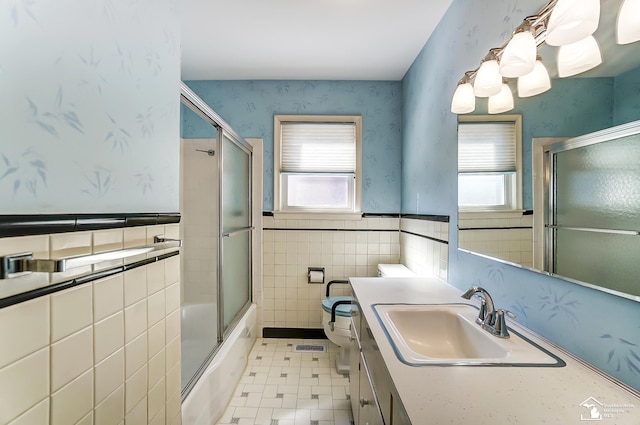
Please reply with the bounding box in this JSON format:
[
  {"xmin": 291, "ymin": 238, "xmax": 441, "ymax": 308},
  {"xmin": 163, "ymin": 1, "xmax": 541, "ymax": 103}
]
[{"xmin": 321, "ymin": 296, "xmax": 354, "ymax": 317}]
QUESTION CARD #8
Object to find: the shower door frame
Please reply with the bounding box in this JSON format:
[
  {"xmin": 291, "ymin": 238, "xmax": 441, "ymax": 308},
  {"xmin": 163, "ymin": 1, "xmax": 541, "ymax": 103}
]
[{"xmin": 180, "ymin": 82, "xmax": 255, "ymax": 398}]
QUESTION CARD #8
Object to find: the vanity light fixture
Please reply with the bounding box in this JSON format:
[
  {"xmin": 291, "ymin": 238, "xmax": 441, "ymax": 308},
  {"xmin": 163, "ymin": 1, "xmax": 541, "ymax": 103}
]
[
  {"xmin": 451, "ymin": 73, "xmax": 476, "ymax": 114},
  {"xmin": 488, "ymin": 80, "xmax": 515, "ymax": 114},
  {"xmin": 557, "ymin": 35, "xmax": 602, "ymax": 77},
  {"xmin": 617, "ymin": 0, "xmax": 640, "ymax": 45},
  {"xmin": 473, "ymin": 50, "xmax": 503, "ymax": 97},
  {"xmin": 451, "ymin": 0, "xmax": 615, "ymax": 115},
  {"xmin": 517, "ymin": 56, "xmax": 552, "ymax": 97},
  {"xmin": 499, "ymin": 21, "xmax": 538, "ymax": 78},
  {"xmin": 545, "ymin": 0, "xmax": 600, "ymax": 46}
]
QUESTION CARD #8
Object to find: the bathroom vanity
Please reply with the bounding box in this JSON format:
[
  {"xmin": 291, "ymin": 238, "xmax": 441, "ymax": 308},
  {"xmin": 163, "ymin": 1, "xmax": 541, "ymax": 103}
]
[{"xmin": 348, "ymin": 276, "xmax": 640, "ymax": 425}]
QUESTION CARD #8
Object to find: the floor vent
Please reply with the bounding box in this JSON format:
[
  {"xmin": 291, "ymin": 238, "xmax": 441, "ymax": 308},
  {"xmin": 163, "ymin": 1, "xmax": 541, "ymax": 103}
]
[{"xmin": 292, "ymin": 344, "xmax": 327, "ymax": 353}]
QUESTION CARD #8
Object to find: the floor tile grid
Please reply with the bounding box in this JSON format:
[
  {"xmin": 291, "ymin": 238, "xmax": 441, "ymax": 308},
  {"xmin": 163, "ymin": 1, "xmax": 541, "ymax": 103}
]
[{"xmin": 216, "ymin": 338, "xmax": 353, "ymax": 425}]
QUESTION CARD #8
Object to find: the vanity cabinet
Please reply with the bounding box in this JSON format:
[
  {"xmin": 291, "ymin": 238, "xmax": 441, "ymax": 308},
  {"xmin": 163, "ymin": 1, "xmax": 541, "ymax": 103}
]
[{"xmin": 350, "ymin": 298, "xmax": 410, "ymax": 425}]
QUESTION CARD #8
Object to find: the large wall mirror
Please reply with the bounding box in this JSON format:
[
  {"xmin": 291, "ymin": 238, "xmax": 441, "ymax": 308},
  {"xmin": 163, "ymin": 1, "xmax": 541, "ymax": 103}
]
[{"xmin": 457, "ymin": 0, "xmax": 640, "ymax": 302}]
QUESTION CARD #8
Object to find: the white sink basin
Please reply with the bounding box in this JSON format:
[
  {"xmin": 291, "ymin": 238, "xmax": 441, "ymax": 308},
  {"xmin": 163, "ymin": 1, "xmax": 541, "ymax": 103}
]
[{"xmin": 373, "ymin": 304, "xmax": 564, "ymax": 366}]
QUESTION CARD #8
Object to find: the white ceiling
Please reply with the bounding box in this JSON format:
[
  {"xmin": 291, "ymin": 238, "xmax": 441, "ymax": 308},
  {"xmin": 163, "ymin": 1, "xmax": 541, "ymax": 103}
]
[{"xmin": 180, "ymin": 0, "xmax": 453, "ymax": 81}]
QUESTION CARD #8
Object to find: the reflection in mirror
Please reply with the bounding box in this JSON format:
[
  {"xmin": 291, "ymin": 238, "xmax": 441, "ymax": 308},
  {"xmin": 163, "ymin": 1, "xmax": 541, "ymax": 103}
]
[
  {"xmin": 546, "ymin": 122, "xmax": 640, "ymax": 299},
  {"xmin": 457, "ymin": 0, "xmax": 640, "ymax": 301}
]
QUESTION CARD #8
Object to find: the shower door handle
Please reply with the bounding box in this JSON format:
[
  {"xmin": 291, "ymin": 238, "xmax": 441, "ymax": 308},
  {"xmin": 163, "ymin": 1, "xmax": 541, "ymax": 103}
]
[{"xmin": 222, "ymin": 226, "xmax": 254, "ymax": 238}]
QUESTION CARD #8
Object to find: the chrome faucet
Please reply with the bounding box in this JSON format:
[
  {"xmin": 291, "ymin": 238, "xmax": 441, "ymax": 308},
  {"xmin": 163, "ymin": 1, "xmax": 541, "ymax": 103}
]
[{"xmin": 461, "ymin": 286, "xmax": 515, "ymax": 338}]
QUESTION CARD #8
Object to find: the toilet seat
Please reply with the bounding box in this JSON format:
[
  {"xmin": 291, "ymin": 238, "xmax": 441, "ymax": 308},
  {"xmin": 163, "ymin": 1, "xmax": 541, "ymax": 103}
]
[{"xmin": 321, "ymin": 296, "xmax": 353, "ymax": 319}]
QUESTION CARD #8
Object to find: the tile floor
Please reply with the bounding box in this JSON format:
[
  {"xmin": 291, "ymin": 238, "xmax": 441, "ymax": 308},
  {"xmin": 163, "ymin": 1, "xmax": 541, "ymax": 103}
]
[{"xmin": 216, "ymin": 338, "xmax": 354, "ymax": 425}]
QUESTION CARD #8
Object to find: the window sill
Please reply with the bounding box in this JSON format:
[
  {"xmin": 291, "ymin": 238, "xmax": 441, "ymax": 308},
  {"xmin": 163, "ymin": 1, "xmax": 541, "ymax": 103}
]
[
  {"xmin": 458, "ymin": 210, "xmax": 526, "ymax": 220},
  {"xmin": 272, "ymin": 211, "xmax": 363, "ymax": 221}
]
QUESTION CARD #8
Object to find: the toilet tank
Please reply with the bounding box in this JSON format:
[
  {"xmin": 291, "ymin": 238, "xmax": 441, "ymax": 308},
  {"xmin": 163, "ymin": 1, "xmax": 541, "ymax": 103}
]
[{"xmin": 377, "ymin": 263, "xmax": 415, "ymax": 277}]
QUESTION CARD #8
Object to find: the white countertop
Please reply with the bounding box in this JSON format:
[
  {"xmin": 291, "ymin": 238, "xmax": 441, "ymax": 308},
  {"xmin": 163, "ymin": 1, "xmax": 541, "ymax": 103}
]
[{"xmin": 350, "ymin": 277, "xmax": 640, "ymax": 425}]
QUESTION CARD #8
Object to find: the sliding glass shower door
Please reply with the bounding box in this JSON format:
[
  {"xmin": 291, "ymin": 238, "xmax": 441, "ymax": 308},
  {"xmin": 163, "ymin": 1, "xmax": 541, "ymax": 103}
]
[
  {"xmin": 180, "ymin": 86, "xmax": 253, "ymax": 398},
  {"xmin": 221, "ymin": 133, "xmax": 252, "ymax": 332}
]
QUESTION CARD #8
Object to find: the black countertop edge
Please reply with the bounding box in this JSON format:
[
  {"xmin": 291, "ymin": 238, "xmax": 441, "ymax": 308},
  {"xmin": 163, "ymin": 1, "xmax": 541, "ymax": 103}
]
[
  {"xmin": 0, "ymin": 213, "xmax": 181, "ymax": 238},
  {"xmin": 0, "ymin": 250, "xmax": 180, "ymax": 309}
]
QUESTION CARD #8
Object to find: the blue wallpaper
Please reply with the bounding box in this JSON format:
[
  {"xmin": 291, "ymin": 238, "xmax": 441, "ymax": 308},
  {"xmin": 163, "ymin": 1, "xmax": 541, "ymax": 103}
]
[
  {"xmin": 403, "ymin": 0, "xmax": 640, "ymax": 390},
  {"xmin": 183, "ymin": 80, "xmax": 402, "ymax": 213},
  {"xmin": 181, "ymin": 104, "xmax": 218, "ymax": 139},
  {"xmin": 0, "ymin": 0, "xmax": 181, "ymax": 213},
  {"xmin": 614, "ymin": 65, "xmax": 640, "ymax": 126}
]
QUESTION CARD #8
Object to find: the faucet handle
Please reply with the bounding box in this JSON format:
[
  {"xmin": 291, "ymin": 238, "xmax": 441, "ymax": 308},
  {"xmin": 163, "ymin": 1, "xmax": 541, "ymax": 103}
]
[
  {"xmin": 494, "ymin": 309, "xmax": 516, "ymax": 338},
  {"xmin": 475, "ymin": 298, "xmax": 487, "ymax": 325}
]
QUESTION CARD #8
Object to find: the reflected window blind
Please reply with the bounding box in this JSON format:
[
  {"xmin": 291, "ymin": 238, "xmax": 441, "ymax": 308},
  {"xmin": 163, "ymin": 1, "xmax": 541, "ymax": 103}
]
[
  {"xmin": 281, "ymin": 123, "xmax": 356, "ymax": 173},
  {"xmin": 458, "ymin": 122, "xmax": 516, "ymax": 173}
]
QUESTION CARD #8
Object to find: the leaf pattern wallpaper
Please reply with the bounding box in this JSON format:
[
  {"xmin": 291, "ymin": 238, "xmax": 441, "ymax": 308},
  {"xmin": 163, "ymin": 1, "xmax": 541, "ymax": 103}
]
[
  {"xmin": 404, "ymin": 0, "xmax": 640, "ymax": 391},
  {"xmin": 183, "ymin": 80, "xmax": 402, "ymax": 213},
  {"xmin": 0, "ymin": 0, "xmax": 180, "ymax": 213},
  {"xmin": 1, "ymin": 0, "xmax": 638, "ymax": 394}
]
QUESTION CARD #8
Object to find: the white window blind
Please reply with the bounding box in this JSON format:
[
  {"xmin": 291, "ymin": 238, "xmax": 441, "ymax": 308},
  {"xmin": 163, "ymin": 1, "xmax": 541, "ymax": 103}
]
[
  {"xmin": 280, "ymin": 123, "xmax": 356, "ymax": 173},
  {"xmin": 458, "ymin": 122, "xmax": 516, "ymax": 173}
]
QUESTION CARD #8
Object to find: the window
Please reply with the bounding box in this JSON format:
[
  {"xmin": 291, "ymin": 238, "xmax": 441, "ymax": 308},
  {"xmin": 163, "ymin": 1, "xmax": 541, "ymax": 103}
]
[
  {"xmin": 458, "ymin": 115, "xmax": 522, "ymax": 211},
  {"xmin": 274, "ymin": 115, "xmax": 362, "ymax": 213}
]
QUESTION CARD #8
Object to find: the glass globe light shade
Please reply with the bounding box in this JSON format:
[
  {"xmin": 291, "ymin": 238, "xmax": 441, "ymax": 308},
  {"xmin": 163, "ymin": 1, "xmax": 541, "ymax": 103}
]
[
  {"xmin": 473, "ymin": 60, "xmax": 502, "ymax": 97},
  {"xmin": 545, "ymin": 0, "xmax": 600, "ymax": 46},
  {"xmin": 451, "ymin": 83, "xmax": 476, "ymax": 114},
  {"xmin": 617, "ymin": 0, "xmax": 640, "ymax": 45},
  {"xmin": 499, "ymin": 31, "xmax": 537, "ymax": 77},
  {"xmin": 488, "ymin": 83, "xmax": 514, "ymax": 114},
  {"xmin": 557, "ymin": 35, "xmax": 602, "ymax": 77},
  {"xmin": 517, "ymin": 60, "xmax": 551, "ymax": 97}
]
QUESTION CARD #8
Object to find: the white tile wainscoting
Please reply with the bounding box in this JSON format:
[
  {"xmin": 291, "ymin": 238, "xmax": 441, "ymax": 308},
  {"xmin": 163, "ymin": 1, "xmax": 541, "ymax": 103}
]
[
  {"xmin": 261, "ymin": 216, "xmax": 401, "ymax": 330},
  {"xmin": 0, "ymin": 223, "xmax": 182, "ymax": 425},
  {"xmin": 458, "ymin": 213, "xmax": 533, "ymax": 268},
  {"xmin": 399, "ymin": 216, "xmax": 449, "ymax": 280},
  {"xmin": 261, "ymin": 214, "xmax": 450, "ymax": 332}
]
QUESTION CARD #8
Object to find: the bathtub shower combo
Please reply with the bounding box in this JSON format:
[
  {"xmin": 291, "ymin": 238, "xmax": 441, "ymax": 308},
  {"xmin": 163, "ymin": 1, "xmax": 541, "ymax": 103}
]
[{"xmin": 179, "ymin": 83, "xmax": 257, "ymax": 425}]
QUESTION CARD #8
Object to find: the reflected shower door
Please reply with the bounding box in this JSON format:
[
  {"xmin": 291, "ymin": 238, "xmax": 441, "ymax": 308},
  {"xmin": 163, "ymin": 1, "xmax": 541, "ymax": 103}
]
[
  {"xmin": 550, "ymin": 132, "xmax": 640, "ymax": 297},
  {"xmin": 220, "ymin": 131, "xmax": 252, "ymax": 333}
]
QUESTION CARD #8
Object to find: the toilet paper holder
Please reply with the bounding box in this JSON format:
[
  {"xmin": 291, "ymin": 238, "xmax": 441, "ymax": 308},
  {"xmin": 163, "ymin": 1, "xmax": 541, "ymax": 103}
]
[{"xmin": 308, "ymin": 267, "xmax": 325, "ymax": 284}]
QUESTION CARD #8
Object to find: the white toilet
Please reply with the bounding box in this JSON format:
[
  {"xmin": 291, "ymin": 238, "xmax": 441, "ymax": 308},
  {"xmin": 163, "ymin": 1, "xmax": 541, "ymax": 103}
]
[
  {"xmin": 322, "ymin": 295, "xmax": 353, "ymax": 374},
  {"xmin": 322, "ymin": 264, "xmax": 415, "ymax": 374}
]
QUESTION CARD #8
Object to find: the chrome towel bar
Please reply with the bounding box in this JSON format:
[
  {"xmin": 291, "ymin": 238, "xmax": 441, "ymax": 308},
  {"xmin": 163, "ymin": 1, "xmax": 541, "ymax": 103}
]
[{"xmin": 0, "ymin": 236, "xmax": 181, "ymax": 279}]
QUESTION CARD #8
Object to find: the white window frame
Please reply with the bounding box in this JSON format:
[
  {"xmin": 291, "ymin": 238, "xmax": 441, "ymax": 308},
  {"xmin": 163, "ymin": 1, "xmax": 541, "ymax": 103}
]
[
  {"xmin": 273, "ymin": 115, "xmax": 362, "ymax": 217},
  {"xmin": 458, "ymin": 115, "xmax": 523, "ymax": 213}
]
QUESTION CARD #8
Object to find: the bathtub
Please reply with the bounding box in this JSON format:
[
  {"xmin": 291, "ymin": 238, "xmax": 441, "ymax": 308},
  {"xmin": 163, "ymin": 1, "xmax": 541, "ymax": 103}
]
[{"xmin": 181, "ymin": 303, "xmax": 257, "ymax": 425}]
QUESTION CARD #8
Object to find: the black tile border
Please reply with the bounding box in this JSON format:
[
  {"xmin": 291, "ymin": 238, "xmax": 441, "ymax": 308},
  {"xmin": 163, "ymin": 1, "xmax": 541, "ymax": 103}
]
[
  {"xmin": 400, "ymin": 230, "xmax": 449, "ymax": 245},
  {"xmin": 458, "ymin": 226, "xmax": 533, "ymax": 231},
  {"xmin": 0, "ymin": 250, "xmax": 180, "ymax": 309},
  {"xmin": 262, "ymin": 327, "xmax": 328, "ymax": 339},
  {"xmin": 263, "ymin": 228, "xmax": 398, "ymax": 232},
  {"xmin": 0, "ymin": 213, "xmax": 181, "ymax": 238},
  {"xmin": 400, "ymin": 214, "xmax": 450, "ymax": 222},
  {"xmin": 262, "ymin": 212, "xmax": 448, "ymax": 221},
  {"xmin": 262, "ymin": 211, "xmax": 400, "ymax": 218}
]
